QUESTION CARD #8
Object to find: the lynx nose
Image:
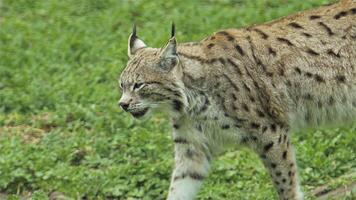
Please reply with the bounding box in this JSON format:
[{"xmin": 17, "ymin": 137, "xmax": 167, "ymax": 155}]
[
  {"xmin": 119, "ymin": 102, "xmax": 130, "ymax": 111},
  {"xmin": 118, "ymin": 93, "xmax": 132, "ymax": 112}
]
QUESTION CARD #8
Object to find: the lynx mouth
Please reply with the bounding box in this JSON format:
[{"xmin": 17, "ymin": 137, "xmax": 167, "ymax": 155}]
[{"xmin": 130, "ymin": 108, "xmax": 149, "ymax": 118}]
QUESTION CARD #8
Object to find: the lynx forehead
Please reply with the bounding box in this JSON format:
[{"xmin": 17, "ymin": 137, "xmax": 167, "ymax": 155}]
[{"xmin": 119, "ymin": 0, "xmax": 356, "ymax": 199}]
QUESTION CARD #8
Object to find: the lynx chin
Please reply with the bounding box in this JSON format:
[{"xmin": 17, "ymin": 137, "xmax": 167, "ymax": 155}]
[{"xmin": 118, "ymin": 0, "xmax": 356, "ymax": 199}]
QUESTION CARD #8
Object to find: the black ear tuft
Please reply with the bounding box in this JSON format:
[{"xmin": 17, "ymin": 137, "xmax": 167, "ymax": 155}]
[
  {"xmin": 128, "ymin": 23, "xmax": 147, "ymax": 57},
  {"xmin": 129, "ymin": 23, "xmax": 137, "ymax": 48},
  {"xmin": 171, "ymin": 22, "xmax": 175, "ymax": 38},
  {"xmin": 132, "ymin": 23, "xmax": 137, "ymax": 37},
  {"xmin": 157, "ymin": 24, "xmax": 178, "ymax": 71}
]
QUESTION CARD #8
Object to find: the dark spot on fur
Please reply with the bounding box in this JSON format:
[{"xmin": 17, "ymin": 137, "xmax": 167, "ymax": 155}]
[
  {"xmin": 277, "ymin": 37, "xmax": 294, "ymax": 46},
  {"xmin": 173, "ymin": 173, "xmax": 186, "ymax": 181},
  {"xmin": 271, "ymin": 163, "xmax": 277, "ymax": 168},
  {"xmin": 288, "ymin": 171, "xmax": 293, "ymax": 177},
  {"xmin": 243, "ymin": 83, "xmax": 251, "ymax": 92},
  {"xmin": 309, "ymin": 15, "xmax": 321, "ymax": 20},
  {"xmin": 282, "ymin": 178, "xmax": 286, "ymax": 183},
  {"xmin": 172, "ymin": 100, "xmax": 183, "ymax": 111},
  {"xmin": 334, "ymin": 11, "xmax": 348, "ymax": 19},
  {"xmin": 221, "ymin": 125, "xmax": 230, "ymax": 129},
  {"xmin": 266, "ymin": 72, "xmax": 274, "ymax": 77},
  {"xmin": 268, "ymin": 47, "xmax": 277, "ymax": 56},
  {"xmin": 217, "ymin": 31, "xmax": 234, "ymax": 41},
  {"xmin": 294, "ymin": 67, "xmax": 302, "ymax": 74},
  {"xmin": 276, "ymin": 171, "xmax": 282, "ymax": 177},
  {"xmin": 227, "ymin": 58, "xmax": 242, "ymax": 75},
  {"xmin": 275, "ymin": 181, "xmax": 280, "ymax": 185},
  {"xmin": 318, "ymin": 22, "xmax": 334, "ymax": 36},
  {"xmin": 209, "ymin": 58, "xmax": 218, "ymax": 63},
  {"xmin": 306, "ymin": 48, "xmax": 319, "ymax": 56},
  {"xmin": 305, "ymin": 72, "xmax": 313, "ymax": 77},
  {"xmin": 173, "ymin": 123, "xmax": 180, "ymax": 129},
  {"xmin": 314, "ymin": 74, "xmax": 325, "ymax": 83},
  {"xmin": 278, "ymin": 67, "xmax": 285, "ymax": 76},
  {"xmin": 189, "ymin": 172, "xmax": 205, "ymax": 181},
  {"xmin": 174, "ymin": 138, "xmax": 188, "ymax": 144},
  {"xmin": 282, "ymin": 151, "xmax": 287, "ymax": 159},
  {"xmin": 242, "ymin": 103, "xmax": 250, "ymax": 112},
  {"xmin": 335, "ymin": 75, "xmax": 346, "ymax": 83},
  {"xmin": 226, "ymin": 35, "xmax": 234, "ymax": 41},
  {"xmin": 278, "ymin": 135, "xmax": 282, "ymax": 143},
  {"xmin": 283, "ymin": 134, "xmax": 287, "ymax": 143},
  {"xmin": 235, "ymin": 44, "xmax": 244, "ymax": 56},
  {"xmin": 327, "ymin": 49, "xmax": 341, "ymax": 58},
  {"xmin": 288, "ymin": 22, "xmax": 304, "ymax": 29},
  {"xmin": 264, "ymin": 142, "xmax": 274, "ymax": 152},
  {"xmin": 199, "ymin": 99, "xmax": 210, "ymax": 113},
  {"xmin": 302, "ymin": 32, "xmax": 312, "ymax": 37},
  {"xmin": 250, "ymin": 122, "xmax": 260, "ymax": 129},
  {"xmin": 207, "ymin": 43, "xmax": 215, "ymax": 49},
  {"xmin": 351, "ymin": 8, "xmax": 356, "ymax": 14},
  {"xmin": 257, "ymin": 110, "xmax": 265, "ymax": 118},
  {"xmin": 217, "ymin": 31, "xmax": 229, "ymax": 36},
  {"xmin": 253, "ymin": 28, "xmax": 269, "ymax": 39},
  {"xmin": 270, "ymin": 124, "xmax": 277, "ymax": 132}
]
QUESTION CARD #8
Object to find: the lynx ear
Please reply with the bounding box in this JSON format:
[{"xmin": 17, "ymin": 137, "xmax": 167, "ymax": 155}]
[
  {"xmin": 128, "ymin": 24, "xmax": 147, "ymax": 57},
  {"xmin": 158, "ymin": 23, "xmax": 179, "ymax": 71}
]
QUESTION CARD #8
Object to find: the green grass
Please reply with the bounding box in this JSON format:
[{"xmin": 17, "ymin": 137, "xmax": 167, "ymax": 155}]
[{"xmin": 0, "ymin": 0, "xmax": 355, "ymax": 199}]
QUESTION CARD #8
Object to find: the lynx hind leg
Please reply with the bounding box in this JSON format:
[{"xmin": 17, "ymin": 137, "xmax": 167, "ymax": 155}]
[{"xmin": 257, "ymin": 126, "xmax": 303, "ymax": 200}]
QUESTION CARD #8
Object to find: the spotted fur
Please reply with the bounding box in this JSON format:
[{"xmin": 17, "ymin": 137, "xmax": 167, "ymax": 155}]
[{"xmin": 119, "ymin": 1, "xmax": 356, "ymax": 199}]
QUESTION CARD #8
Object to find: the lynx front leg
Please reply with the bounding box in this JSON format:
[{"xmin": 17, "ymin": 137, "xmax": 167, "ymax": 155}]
[
  {"xmin": 257, "ymin": 127, "xmax": 303, "ymax": 200},
  {"xmin": 167, "ymin": 127, "xmax": 211, "ymax": 200}
]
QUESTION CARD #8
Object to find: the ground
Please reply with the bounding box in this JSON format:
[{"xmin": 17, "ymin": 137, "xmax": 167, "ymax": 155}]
[{"xmin": 0, "ymin": 0, "xmax": 355, "ymax": 199}]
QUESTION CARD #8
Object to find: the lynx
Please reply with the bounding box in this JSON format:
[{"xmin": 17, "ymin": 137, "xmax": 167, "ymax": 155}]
[{"xmin": 118, "ymin": 0, "xmax": 356, "ymax": 199}]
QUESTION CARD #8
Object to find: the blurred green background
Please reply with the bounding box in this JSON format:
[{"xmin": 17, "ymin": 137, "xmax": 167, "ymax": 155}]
[{"xmin": 0, "ymin": 0, "xmax": 355, "ymax": 199}]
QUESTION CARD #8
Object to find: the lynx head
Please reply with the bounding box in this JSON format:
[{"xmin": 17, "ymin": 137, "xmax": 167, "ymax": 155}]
[{"xmin": 118, "ymin": 24, "xmax": 186, "ymax": 118}]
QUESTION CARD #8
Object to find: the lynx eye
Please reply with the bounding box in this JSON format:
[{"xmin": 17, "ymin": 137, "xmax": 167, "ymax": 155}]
[{"xmin": 133, "ymin": 82, "xmax": 145, "ymax": 90}]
